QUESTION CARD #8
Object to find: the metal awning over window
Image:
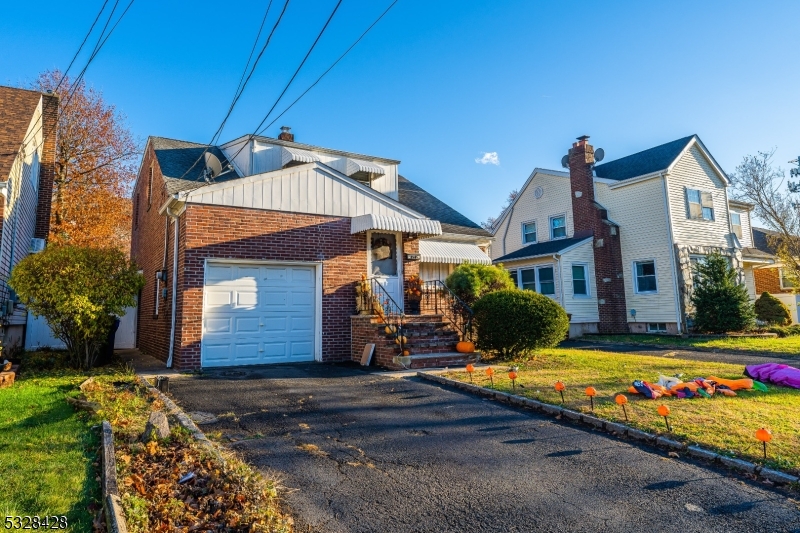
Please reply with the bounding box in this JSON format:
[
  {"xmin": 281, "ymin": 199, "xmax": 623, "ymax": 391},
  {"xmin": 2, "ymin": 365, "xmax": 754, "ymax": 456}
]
[
  {"xmin": 281, "ymin": 146, "xmax": 321, "ymax": 166},
  {"xmin": 419, "ymin": 240, "xmax": 491, "ymax": 265},
  {"xmin": 346, "ymin": 158, "xmax": 385, "ymax": 176},
  {"xmin": 351, "ymin": 214, "xmax": 441, "ymax": 235}
]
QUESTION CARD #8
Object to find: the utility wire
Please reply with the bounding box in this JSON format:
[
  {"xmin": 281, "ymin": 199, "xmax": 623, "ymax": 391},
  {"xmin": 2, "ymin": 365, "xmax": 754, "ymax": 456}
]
[{"xmin": 256, "ymin": 0, "xmax": 398, "ymax": 137}]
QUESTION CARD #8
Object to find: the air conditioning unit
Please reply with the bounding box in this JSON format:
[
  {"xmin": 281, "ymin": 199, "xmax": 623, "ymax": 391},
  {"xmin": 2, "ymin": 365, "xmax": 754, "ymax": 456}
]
[{"xmin": 30, "ymin": 238, "xmax": 45, "ymax": 254}]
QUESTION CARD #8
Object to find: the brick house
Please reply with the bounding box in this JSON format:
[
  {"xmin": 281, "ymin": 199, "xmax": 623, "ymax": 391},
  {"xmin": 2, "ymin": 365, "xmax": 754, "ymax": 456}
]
[
  {"xmin": 750, "ymin": 227, "xmax": 799, "ymax": 322},
  {"xmin": 0, "ymin": 86, "xmax": 57, "ymax": 350},
  {"xmin": 490, "ymin": 135, "xmax": 775, "ymax": 335},
  {"xmin": 130, "ymin": 129, "xmax": 490, "ymax": 370}
]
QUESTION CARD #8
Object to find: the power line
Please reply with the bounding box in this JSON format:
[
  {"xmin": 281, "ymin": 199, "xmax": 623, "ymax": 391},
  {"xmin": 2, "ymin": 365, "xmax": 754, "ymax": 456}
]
[{"xmin": 256, "ymin": 0, "xmax": 399, "ymax": 137}]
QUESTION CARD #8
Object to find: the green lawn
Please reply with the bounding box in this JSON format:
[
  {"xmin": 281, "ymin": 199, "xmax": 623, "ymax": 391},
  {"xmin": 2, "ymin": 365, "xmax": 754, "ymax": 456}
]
[
  {"xmin": 0, "ymin": 370, "xmax": 99, "ymax": 532},
  {"xmin": 589, "ymin": 333, "xmax": 800, "ymax": 355},
  {"xmin": 447, "ymin": 348, "xmax": 800, "ymax": 472}
]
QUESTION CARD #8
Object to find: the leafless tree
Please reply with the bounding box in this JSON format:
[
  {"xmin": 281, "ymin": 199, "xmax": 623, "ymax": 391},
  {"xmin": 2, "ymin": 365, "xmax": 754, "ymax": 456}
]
[{"xmin": 481, "ymin": 189, "xmax": 519, "ymax": 231}]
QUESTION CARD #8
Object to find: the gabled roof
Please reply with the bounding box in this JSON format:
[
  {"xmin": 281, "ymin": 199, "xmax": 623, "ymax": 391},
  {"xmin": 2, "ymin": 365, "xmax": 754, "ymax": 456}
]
[
  {"xmin": 594, "ymin": 135, "xmax": 695, "ymax": 182},
  {"xmin": 0, "ymin": 86, "xmax": 43, "ymax": 181},
  {"xmin": 487, "ymin": 168, "xmax": 568, "ymax": 234},
  {"xmin": 397, "ymin": 176, "xmax": 491, "ymax": 237},
  {"xmin": 150, "ymin": 136, "xmax": 240, "ymax": 194},
  {"xmin": 494, "ymin": 236, "xmax": 592, "ymax": 263},
  {"xmin": 594, "ymin": 134, "xmax": 729, "ymax": 185}
]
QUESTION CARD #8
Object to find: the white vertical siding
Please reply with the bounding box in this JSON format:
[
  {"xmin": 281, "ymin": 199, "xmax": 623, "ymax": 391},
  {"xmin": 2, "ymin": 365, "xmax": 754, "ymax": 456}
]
[
  {"xmin": 420, "ymin": 262, "xmax": 455, "ymax": 282},
  {"xmin": 743, "ymin": 264, "xmax": 757, "ymax": 300},
  {"xmin": 490, "ymin": 171, "xmax": 574, "ymax": 260},
  {"xmin": 596, "ymin": 177, "xmax": 678, "ymax": 323},
  {"xmin": 559, "ymin": 240, "xmax": 599, "ymax": 323},
  {"xmin": 730, "ymin": 207, "xmax": 754, "ymax": 248},
  {"xmin": 186, "ymin": 164, "xmax": 416, "ymax": 219},
  {"xmin": 668, "ymin": 145, "xmax": 731, "ymax": 247}
]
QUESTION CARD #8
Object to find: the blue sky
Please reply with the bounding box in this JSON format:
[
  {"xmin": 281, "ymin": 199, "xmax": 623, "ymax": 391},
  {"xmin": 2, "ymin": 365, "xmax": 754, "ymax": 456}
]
[{"xmin": 2, "ymin": 0, "xmax": 799, "ymax": 226}]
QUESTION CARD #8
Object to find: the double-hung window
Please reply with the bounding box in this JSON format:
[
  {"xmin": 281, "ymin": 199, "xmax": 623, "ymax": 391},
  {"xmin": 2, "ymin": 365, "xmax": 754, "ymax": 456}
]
[
  {"xmin": 780, "ymin": 269, "xmax": 797, "ymax": 290},
  {"xmin": 572, "ymin": 264, "xmax": 588, "ymax": 296},
  {"xmin": 519, "ymin": 266, "xmax": 555, "ymax": 295},
  {"xmin": 522, "ymin": 222, "xmax": 537, "ymax": 244},
  {"xmin": 687, "ymin": 188, "xmax": 714, "ymax": 221},
  {"xmin": 634, "ymin": 260, "xmax": 658, "ymax": 293},
  {"xmin": 730, "ymin": 212, "xmax": 743, "ymax": 239},
  {"xmin": 550, "ymin": 215, "xmax": 567, "ymax": 239}
]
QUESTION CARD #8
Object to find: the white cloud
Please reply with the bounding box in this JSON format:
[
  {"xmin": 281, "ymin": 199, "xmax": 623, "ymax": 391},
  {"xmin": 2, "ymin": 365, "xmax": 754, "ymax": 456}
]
[{"xmin": 475, "ymin": 151, "xmax": 500, "ymax": 165}]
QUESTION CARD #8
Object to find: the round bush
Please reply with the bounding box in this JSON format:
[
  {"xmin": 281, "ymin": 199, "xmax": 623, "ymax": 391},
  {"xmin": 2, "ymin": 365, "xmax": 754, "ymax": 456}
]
[
  {"xmin": 754, "ymin": 292, "xmax": 791, "ymax": 326},
  {"xmin": 472, "ymin": 289, "xmax": 569, "ymax": 358},
  {"xmin": 445, "ymin": 263, "xmax": 516, "ymax": 307}
]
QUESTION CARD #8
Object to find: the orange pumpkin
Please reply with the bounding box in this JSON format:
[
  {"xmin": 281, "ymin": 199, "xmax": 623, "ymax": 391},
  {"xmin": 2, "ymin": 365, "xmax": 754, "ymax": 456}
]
[
  {"xmin": 465, "ymin": 364, "xmax": 475, "ymax": 373},
  {"xmin": 554, "ymin": 381, "xmax": 565, "ymax": 392},
  {"xmin": 402, "ymin": 350, "xmax": 410, "ymax": 356},
  {"xmin": 508, "ymin": 371, "xmax": 518, "ymax": 380},
  {"xmin": 456, "ymin": 341, "xmax": 475, "ymax": 353},
  {"xmin": 485, "ymin": 367, "xmax": 494, "ymax": 376},
  {"xmin": 615, "ymin": 394, "xmax": 628, "ymax": 405},
  {"xmin": 657, "ymin": 405, "xmax": 670, "ymax": 417},
  {"xmin": 585, "ymin": 386, "xmax": 597, "ymax": 397},
  {"xmin": 756, "ymin": 427, "xmax": 772, "ymax": 443}
]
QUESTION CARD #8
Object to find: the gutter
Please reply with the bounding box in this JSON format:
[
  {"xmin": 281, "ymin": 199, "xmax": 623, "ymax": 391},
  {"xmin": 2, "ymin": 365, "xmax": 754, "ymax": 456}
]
[{"xmin": 165, "ymin": 204, "xmax": 181, "ymax": 368}]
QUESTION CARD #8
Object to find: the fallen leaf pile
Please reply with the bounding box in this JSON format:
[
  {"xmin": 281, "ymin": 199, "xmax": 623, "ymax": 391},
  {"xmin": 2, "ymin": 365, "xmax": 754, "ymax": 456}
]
[{"xmin": 118, "ymin": 438, "xmax": 292, "ymax": 533}]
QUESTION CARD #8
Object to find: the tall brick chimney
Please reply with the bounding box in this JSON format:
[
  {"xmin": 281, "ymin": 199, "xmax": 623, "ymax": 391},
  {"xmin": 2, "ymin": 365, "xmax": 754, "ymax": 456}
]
[
  {"xmin": 567, "ymin": 135, "xmax": 628, "ymax": 333},
  {"xmin": 278, "ymin": 126, "xmax": 294, "ymax": 142}
]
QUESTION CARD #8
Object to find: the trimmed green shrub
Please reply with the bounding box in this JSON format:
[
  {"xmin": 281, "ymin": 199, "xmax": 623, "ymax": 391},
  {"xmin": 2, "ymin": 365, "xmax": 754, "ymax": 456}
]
[
  {"xmin": 691, "ymin": 252, "xmax": 756, "ymax": 333},
  {"xmin": 767, "ymin": 326, "xmax": 789, "ymax": 338},
  {"xmin": 445, "ymin": 263, "xmax": 516, "ymax": 307},
  {"xmin": 754, "ymin": 292, "xmax": 792, "ymax": 326},
  {"xmin": 472, "ymin": 289, "xmax": 569, "ymax": 358},
  {"xmin": 9, "ymin": 245, "xmax": 144, "ymax": 369}
]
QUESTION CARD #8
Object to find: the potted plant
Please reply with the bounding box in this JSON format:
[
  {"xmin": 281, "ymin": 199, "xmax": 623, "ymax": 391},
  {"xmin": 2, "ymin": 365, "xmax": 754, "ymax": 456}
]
[{"xmin": 405, "ymin": 274, "xmax": 423, "ymax": 315}]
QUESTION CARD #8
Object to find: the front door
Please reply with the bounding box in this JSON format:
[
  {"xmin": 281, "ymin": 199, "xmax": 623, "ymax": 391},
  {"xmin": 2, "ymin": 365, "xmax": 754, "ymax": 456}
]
[{"xmin": 369, "ymin": 232, "xmax": 403, "ymax": 310}]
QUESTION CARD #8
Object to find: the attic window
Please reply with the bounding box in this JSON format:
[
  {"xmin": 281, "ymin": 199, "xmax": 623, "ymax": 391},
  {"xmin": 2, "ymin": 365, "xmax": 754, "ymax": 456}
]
[{"xmin": 687, "ymin": 189, "xmax": 713, "ymax": 221}]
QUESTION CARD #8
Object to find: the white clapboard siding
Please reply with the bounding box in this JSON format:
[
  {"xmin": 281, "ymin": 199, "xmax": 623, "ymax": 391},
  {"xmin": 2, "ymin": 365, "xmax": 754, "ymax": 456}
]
[
  {"xmin": 500, "ymin": 256, "xmax": 563, "ymax": 307},
  {"xmin": 490, "ymin": 169, "xmax": 573, "ymax": 260},
  {"xmin": 25, "ymin": 306, "xmax": 138, "ymax": 350},
  {"xmin": 0, "ymin": 97, "xmax": 45, "ymax": 325},
  {"xmin": 419, "ymin": 262, "xmax": 455, "ymax": 282},
  {"xmin": 596, "ymin": 176, "xmax": 679, "ymax": 323},
  {"xmin": 743, "ymin": 265, "xmax": 757, "ymax": 300},
  {"xmin": 185, "ymin": 163, "xmax": 420, "ymax": 220},
  {"xmin": 668, "ymin": 145, "xmax": 731, "ymax": 247},
  {"xmin": 559, "ymin": 239, "xmax": 599, "ymax": 323}
]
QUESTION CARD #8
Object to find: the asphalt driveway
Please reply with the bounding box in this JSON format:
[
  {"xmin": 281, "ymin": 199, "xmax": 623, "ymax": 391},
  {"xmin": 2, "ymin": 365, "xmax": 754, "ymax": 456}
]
[{"xmin": 168, "ymin": 364, "xmax": 800, "ymax": 533}]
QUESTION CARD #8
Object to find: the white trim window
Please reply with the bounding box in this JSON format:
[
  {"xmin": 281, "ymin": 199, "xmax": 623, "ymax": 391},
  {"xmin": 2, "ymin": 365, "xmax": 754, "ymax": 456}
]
[
  {"xmin": 571, "ymin": 263, "xmax": 589, "ymax": 297},
  {"xmin": 647, "ymin": 323, "xmax": 668, "ymax": 333},
  {"xmin": 780, "ymin": 268, "xmax": 797, "ymax": 290},
  {"xmin": 730, "ymin": 212, "xmax": 743, "ymax": 239},
  {"xmin": 634, "ymin": 260, "xmax": 658, "ymax": 293},
  {"xmin": 519, "ymin": 265, "xmax": 556, "ymax": 296},
  {"xmin": 522, "ymin": 221, "xmax": 537, "ymax": 244},
  {"xmin": 686, "ymin": 188, "xmax": 714, "ymax": 221},
  {"xmin": 550, "ymin": 215, "xmax": 567, "ymax": 240}
]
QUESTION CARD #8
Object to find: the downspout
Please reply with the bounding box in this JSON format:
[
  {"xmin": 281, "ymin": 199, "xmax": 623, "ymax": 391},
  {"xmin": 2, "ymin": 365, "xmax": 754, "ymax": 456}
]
[
  {"xmin": 661, "ymin": 173, "xmax": 683, "ymax": 334},
  {"xmin": 166, "ymin": 207, "xmax": 180, "ymax": 368}
]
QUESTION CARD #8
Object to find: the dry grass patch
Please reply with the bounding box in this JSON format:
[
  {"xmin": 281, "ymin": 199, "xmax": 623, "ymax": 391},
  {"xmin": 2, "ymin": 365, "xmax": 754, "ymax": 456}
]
[{"xmin": 447, "ymin": 348, "xmax": 800, "ymax": 472}]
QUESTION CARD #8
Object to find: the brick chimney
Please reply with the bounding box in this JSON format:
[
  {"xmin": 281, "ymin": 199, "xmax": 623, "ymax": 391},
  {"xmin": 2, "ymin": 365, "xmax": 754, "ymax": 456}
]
[
  {"xmin": 278, "ymin": 126, "xmax": 294, "ymax": 142},
  {"xmin": 567, "ymin": 135, "xmax": 628, "ymax": 334}
]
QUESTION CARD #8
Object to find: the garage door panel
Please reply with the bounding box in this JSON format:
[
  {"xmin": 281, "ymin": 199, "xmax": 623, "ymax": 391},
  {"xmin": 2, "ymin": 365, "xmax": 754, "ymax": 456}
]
[{"xmin": 203, "ymin": 263, "xmax": 317, "ymax": 367}]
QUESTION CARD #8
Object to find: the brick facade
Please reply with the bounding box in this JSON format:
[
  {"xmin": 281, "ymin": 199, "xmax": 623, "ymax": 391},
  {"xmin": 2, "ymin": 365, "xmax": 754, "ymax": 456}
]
[
  {"xmin": 754, "ymin": 267, "xmax": 787, "ymax": 295},
  {"xmin": 130, "ymin": 143, "xmax": 174, "ymax": 363},
  {"xmin": 568, "ymin": 137, "xmax": 628, "ymax": 333},
  {"xmin": 35, "ymin": 93, "xmax": 58, "ymax": 240}
]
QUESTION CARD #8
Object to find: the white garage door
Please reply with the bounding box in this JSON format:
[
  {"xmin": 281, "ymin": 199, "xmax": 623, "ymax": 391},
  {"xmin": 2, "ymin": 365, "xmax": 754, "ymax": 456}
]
[{"xmin": 202, "ymin": 262, "xmax": 317, "ymax": 367}]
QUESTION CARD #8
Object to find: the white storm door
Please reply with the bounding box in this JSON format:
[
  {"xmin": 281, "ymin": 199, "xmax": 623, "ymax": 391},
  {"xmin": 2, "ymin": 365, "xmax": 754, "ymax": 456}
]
[
  {"xmin": 202, "ymin": 262, "xmax": 317, "ymax": 367},
  {"xmin": 368, "ymin": 231, "xmax": 403, "ymax": 310}
]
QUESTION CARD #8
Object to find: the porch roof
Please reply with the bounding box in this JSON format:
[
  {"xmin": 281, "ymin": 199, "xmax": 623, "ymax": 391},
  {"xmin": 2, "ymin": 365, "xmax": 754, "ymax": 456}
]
[{"xmin": 419, "ymin": 240, "xmax": 491, "ymax": 265}]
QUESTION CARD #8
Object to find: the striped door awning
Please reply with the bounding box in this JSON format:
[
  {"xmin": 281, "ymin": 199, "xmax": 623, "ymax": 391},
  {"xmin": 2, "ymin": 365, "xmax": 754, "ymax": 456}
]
[
  {"xmin": 350, "ymin": 214, "xmax": 441, "ymax": 235},
  {"xmin": 419, "ymin": 240, "xmax": 491, "ymax": 265}
]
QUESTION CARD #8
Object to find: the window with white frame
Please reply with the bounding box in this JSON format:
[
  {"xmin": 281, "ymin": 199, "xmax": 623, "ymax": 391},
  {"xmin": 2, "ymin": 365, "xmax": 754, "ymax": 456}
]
[
  {"xmin": 634, "ymin": 260, "xmax": 657, "ymax": 293},
  {"xmin": 780, "ymin": 268, "xmax": 797, "ymax": 290},
  {"xmin": 550, "ymin": 215, "xmax": 566, "ymax": 239},
  {"xmin": 572, "ymin": 264, "xmax": 588, "ymax": 296},
  {"xmin": 519, "ymin": 266, "xmax": 556, "ymax": 296},
  {"xmin": 647, "ymin": 323, "xmax": 668, "ymax": 333},
  {"xmin": 730, "ymin": 212, "xmax": 743, "ymax": 239},
  {"xmin": 522, "ymin": 221, "xmax": 537, "ymax": 244},
  {"xmin": 686, "ymin": 188, "xmax": 714, "ymax": 221}
]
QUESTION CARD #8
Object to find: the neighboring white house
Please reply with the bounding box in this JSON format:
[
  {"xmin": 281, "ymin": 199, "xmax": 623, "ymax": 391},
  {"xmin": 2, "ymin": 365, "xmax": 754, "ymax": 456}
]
[{"xmin": 490, "ymin": 135, "xmax": 771, "ymax": 335}]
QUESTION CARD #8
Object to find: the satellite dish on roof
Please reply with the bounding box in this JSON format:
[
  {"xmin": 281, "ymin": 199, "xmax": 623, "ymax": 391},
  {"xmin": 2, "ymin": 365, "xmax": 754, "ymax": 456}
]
[
  {"xmin": 204, "ymin": 152, "xmax": 223, "ymax": 181},
  {"xmin": 595, "ymin": 148, "xmax": 605, "ymax": 163},
  {"xmin": 561, "ymin": 155, "xmax": 569, "ymax": 169}
]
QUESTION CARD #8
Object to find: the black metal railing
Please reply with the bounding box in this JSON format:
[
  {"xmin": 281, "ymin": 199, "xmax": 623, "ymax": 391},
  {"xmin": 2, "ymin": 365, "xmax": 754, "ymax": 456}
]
[
  {"xmin": 358, "ymin": 278, "xmax": 407, "ymax": 355},
  {"xmin": 419, "ymin": 280, "xmax": 474, "ymax": 341}
]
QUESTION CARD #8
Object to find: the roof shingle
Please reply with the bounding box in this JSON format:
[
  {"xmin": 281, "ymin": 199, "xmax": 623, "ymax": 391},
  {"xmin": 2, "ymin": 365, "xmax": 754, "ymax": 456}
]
[
  {"xmin": 494, "ymin": 236, "xmax": 592, "ymax": 263},
  {"xmin": 594, "ymin": 135, "xmax": 696, "ymax": 182},
  {"xmin": 150, "ymin": 136, "xmax": 238, "ymax": 194},
  {"xmin": 0, "ymin": 86, "xmax": 43, "ymax": 181},
  {"xmin": 397, "ymin": 176, "xmax": 490, "ymax": 237}
]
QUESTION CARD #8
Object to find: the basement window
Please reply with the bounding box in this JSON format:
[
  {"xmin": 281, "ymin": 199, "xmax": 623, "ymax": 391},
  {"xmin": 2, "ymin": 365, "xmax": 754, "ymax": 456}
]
[{"xmin": 647, "ymin": 323, "xmax": 668, "ymax": 333}]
